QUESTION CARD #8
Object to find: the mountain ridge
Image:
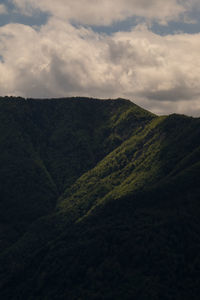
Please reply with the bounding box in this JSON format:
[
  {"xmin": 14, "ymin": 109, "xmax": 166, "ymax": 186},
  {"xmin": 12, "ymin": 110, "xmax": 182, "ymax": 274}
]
[{"xmin": 0, "ymin": 96, "xmax": 200, "ymax": 300}]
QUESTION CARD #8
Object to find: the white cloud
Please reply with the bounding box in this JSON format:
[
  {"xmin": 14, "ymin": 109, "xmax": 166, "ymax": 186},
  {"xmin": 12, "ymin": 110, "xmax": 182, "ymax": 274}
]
[
  {"xmin": 0, "ymin": 4, "xmax": 8, "ymax": 15},
  {"xmin": 0, "ymin": 18, "xmax": 200, "ymax": 116},
  {"xmin": 12, "ymin": 0, "xmax": 195, "ymax": 26}
]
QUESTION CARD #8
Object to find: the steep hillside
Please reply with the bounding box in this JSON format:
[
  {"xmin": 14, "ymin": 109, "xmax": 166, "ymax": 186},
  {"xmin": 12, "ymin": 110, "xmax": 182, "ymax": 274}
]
[
  {"xmin": 0, "ymin": 97, "xmax": 200, "ymax": 300},
  {"xmin": 0, "ymin": 97, "xmax": 154, "ymax": 251},
  {"xmin": 59, "ymin": 114, "xmax": 200, "ymax": 220}
]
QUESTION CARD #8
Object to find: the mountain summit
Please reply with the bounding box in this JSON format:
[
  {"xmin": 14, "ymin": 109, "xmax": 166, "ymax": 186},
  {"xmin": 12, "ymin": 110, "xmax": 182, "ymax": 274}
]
[{"xmin": 0, "ymin": 97, "xmax": 200, "ymax": 300}]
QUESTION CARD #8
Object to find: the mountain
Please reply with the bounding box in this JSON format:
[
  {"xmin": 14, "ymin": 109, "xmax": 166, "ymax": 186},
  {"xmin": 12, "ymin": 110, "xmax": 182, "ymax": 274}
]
[{"xmin": 0, "ymin": 96, "xmax": 200, "ymax": 300}]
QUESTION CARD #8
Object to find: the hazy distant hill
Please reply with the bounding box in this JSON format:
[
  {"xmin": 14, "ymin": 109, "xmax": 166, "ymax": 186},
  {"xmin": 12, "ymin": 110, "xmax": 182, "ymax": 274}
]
[{"xmin": 0, "ymin": 97, "xmax": 200, "ymax": 300}]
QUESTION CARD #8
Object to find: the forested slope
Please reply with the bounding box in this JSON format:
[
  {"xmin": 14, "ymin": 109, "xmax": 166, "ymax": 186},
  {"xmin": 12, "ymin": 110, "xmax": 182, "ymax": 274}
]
[{"xmin": 0, "ymin": 97, "xmax": 200, "ymax": 300}]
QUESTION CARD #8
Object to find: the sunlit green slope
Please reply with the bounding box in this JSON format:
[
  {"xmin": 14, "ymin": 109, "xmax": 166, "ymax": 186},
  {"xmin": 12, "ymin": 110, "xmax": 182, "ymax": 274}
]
[{"xmin": 58, "ymin": 114, "xmax": 200, "ymax": 223}]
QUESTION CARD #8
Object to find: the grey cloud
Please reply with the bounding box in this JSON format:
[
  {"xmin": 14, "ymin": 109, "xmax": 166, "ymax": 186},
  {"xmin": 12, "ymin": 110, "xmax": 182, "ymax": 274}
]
[
  {"xmin": 0, "ymin": 18, "xmax": 200, "ymax": 116},
  {"xmin": 12, "ymin": 0, "xmax": 195, "ymax": 26},
  {"xmin": 142, "ymin": 86, "xmax": 200, "ymax": 102}
]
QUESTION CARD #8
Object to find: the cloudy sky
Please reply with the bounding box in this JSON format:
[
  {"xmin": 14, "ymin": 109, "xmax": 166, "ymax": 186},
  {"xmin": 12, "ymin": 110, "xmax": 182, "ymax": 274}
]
[{"xmin": 0, "ymin": 0, "xmax": 200, "ymax": 115}]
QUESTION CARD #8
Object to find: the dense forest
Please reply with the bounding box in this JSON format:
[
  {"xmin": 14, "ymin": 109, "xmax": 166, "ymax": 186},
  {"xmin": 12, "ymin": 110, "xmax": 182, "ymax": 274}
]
[{"xmin": 0, "ymin": 97, "xmax": 200, "ymax": 299}]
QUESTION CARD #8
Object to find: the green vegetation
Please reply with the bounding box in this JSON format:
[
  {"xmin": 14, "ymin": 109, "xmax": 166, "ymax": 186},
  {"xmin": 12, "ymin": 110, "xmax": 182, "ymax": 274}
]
[{"xmin": 0, "ymin": 97, "xmax": 200, "ymax": 299}]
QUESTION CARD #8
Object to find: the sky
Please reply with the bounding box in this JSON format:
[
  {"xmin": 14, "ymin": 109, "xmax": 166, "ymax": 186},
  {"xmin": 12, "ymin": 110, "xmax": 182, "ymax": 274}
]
[{"xmin": 0, "ymin": 1, "xmax": 200, "ymax": 116}]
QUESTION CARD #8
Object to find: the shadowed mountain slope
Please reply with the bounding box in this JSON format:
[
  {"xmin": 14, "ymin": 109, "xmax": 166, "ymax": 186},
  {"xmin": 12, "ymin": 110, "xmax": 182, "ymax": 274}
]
[
  {"xmin": 0, "ymin": 97, "xmax": 154, "ymax": 250},
  {"xmin": 0, "ymin": 97, "xmax": 200, "ymax": 300}
]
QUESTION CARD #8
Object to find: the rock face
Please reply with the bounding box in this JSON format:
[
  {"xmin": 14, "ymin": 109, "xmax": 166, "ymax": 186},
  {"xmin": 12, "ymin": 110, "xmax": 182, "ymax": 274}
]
[{"xmin": 0, "ymin": 97, "xmax": 200, "ymax": 300}]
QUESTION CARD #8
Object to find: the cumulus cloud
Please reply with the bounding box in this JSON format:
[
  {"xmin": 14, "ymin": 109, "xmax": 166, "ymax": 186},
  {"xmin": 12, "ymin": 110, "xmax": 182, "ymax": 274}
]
[
  {"xmin": 12, "ymin": 0, "xmax": 197, "ymax": 26},
  {"xmin": 0, "ymin": 17, "xmax": 200, "ymax": 115},
  {"xmin": 0, "ymin": 4, "xmax": 8, "ymax": 14}
]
